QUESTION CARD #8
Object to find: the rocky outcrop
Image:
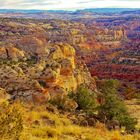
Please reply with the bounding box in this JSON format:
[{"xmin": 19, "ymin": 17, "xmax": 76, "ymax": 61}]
[
  {"xmin": 95, "ymin": 28, "xmax": 127, "ymax": 42},
  {"xmin": 0, "ymin": 46, "xmax": 25, "ymax": 61},
  {"xmin": 0, "ymin": 65, "xmax": 43, "ymax": 102},
  {"xmin": 0, "ymin": 18, "xmax": 98, "ymax": 103},
  {"xmin": 0, "ymin": 47, "xmax": 7, "ymax": 59},
  {"xmin": 0, "ymin": 41, "xmax": 94, "ymax": 103},
  {"xmin": 34, "ymin": 43, "xmax": 91, "ymax": 100}
]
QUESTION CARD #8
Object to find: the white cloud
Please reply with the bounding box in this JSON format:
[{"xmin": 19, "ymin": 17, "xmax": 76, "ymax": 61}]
[{"xmin": 0, "ymin": 0, "xmax": 140, "ymax": 10}]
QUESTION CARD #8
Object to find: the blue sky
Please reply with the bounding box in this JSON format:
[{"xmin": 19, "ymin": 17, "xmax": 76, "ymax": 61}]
[{"xmin": 0, "ymin": 0, "xmax": 140, "ymax": 10}]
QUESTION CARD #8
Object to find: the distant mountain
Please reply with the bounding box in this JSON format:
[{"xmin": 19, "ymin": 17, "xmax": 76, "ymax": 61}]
[
  {"xmin": 0, "ymin": 9, "xmax": 74, "ymax": 14},
  {"xmin": 0, "ymin": 8, "xmax": 140, "ymax": 20},
  {"xmin": 0, "ymin": 8, "xmax": 140, "ymax": 14},
  {"xmin": 0, "ymin": 9, "xmax": 46, "ymax": 14},
  {"xmin": 121, "ymin": 9, "xmax": 140, "ymax": 14},
  {"xmin": 76, "ymin": 8, "xmax": 140, "ymax": 14}
]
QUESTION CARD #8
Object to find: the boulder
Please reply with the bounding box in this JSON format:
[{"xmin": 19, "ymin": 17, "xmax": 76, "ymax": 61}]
[
  {"xmin": 0, "ymin": 47, "xmax": 7, "ymax": 59},
  {"xmin": 0, "ymin": 46, "xmax": 25, "ymax": 61},
  {"xmin": 7, "ymin": 46, "xmax": 25, "ymax": 61}
]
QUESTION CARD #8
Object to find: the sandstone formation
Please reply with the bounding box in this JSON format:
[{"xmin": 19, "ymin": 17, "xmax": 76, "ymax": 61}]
[
  {"xmin": 0, "ymin": 46, "xmax": 25, "ymax": 61},
  {"xmin": 0, "ymin": 38, "xmax": 94, "ymax": 103},
  {"xmin": 0, "ymin": 16, "xmax": 139, "ymax": 103}
]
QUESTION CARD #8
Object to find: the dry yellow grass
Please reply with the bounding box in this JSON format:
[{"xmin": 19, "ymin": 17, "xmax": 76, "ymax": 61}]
[
  {"xmin": 19, "ymin": 104, "xmax": 140, "ymax": 140},
  {"xmin": 125, "ymin": 99, "xmax": 140, "ymax": 129}
]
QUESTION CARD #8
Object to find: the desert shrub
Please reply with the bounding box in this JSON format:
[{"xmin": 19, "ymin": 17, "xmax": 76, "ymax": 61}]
[
  {"xmin": 0, "ymin": 102, "xmax": 23, "ymax": 140},
  {"xmin": 118, "ymin": 115, "xmax": 137, "ymax": 132},
  {"xmin": 97, "ymin": 79, "xmax": 137, "ymax": 132},
  {"xmin": 76, "ymin": 86, "xmax": 97, "ymax": 110},
  {"xmin": 69, "ymin": 85, "xmax": 97, "ymax": 111}
]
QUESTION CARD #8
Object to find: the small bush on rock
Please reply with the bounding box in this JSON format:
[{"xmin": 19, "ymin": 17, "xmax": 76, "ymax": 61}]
[
  {"xmin": 68, "ymin": 85, "xmax": 97, "ymax": 111},
  {"xmin": 76, "ymin": 86, "xmax": 97, "ymax": 110}
]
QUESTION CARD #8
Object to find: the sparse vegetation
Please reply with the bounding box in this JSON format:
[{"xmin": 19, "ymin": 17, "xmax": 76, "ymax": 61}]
[
  {"xmin": 74, "ymin": 85, "xmax": 97, "ymax": 111},
  {"xmin": 0, "ymin": 101, "xmax": 23, "ymax": 140},
  {"xmin": 19, "ymin": 103, "xmax": 140, "ymax": 140},
  {"xmin": 97, "ymin": 79, "xmax": 137, "ymax": 132}
]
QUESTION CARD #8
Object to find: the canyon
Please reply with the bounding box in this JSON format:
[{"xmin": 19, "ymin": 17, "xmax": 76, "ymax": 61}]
[
  {"xmin": 0, "ymin": 9, "xmax": 139, "ymax": 140},
  {"xmin": 0, "ymin": 9, "xmax": 140, "ymax": 101}
]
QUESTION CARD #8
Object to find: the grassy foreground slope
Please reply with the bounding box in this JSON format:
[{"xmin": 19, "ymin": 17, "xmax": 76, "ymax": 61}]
[
  {"xmin": 20, "ymin": 104, "xmax": 140, "ymax": 140},
  {"xmin": 0, "ymin": 100, "xmax": 140, "ymax": 140},
  {"xmin": 126, "ymin": 99, "xmax": 140, "ymax": 130}
]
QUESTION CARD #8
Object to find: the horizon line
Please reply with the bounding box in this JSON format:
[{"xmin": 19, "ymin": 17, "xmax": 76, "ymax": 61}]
[{"xmin": 0, "ymin": 7, "xmax": 140, "ymax": 11}]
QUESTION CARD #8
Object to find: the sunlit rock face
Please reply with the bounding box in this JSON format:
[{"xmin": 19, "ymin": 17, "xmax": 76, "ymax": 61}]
[
  {"xmin": 0, "ymin": 47, "xmax": 7, "ymax": 59},
  {"xmin": 0, "ymin": 41, "xmax": 95, "ymax": 102},
  {"xmin": 35, "ymin": 42, "xmax": 92, "ymax": 100},
  {"xmin": 95, "ymin": 28, "xmax": 127, "ymax": 43},
  {"xmin": 0, "ymin": 19, "xmax": 98, "ymax": 103},
  {"xmin": 0, "ymin": 46, "xmax": 25, "ymax": 61}
]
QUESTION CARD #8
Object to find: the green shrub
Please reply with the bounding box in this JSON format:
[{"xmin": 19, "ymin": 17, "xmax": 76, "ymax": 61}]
[
  {"xmin": 69, "ymin": 85, "xmax": 97, "ymax": 111},
  {"xmin": 118, "ymin": 115, "xmax": 137, "ymax": 132},
  {"xmin": 98, "ymin": 79, "xmax": 137, "ymax": 132},
  {"xmin": 0, "ymin": 102, "xmax": 23, "ymax": 140}
]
